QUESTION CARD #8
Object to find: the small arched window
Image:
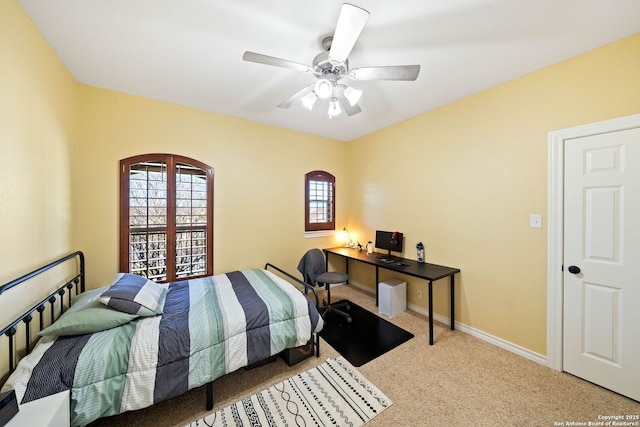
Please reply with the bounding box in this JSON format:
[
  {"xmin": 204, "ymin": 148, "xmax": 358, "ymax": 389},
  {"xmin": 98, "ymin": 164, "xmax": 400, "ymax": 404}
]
[
  {"xmin": 120, "ymin": 154, "xmax": 214, "ymax": 282},
  {"xmin": 305, "ymin": 170, "xmax": 335, "ymax": 232}
]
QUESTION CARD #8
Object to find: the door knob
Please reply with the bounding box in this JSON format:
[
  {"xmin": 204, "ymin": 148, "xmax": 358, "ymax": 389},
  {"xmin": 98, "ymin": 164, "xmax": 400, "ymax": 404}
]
[{"xmin": 568, "ymin": 265, "xmax": 581, "ymax": 274}]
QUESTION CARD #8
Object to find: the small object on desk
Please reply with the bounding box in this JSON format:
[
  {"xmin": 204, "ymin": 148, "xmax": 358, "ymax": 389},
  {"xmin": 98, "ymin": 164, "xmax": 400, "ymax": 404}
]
[
  {"xmin": 0, "ymin": 390, "xmax": 19, "ymax": 425},
  {"xmin": 395, "ymin": 262, "xmax": 405, "ymax": 267},
  {"xmin": 417, "ymin": 242, "xmax": 424, "ymax": 263}
]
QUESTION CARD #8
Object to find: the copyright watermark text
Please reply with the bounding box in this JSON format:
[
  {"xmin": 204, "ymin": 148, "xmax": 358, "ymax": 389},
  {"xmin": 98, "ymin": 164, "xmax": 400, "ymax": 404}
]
[{"xmin": 553, "ymin": 415, "xmax": 640, "ymax": 426}]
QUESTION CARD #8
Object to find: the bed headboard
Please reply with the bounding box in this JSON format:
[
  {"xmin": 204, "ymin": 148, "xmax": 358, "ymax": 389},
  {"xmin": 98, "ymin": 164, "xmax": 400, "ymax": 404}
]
[{"xmin": 0, "ymin": 251, "xmax": 85, "ymax": 378}]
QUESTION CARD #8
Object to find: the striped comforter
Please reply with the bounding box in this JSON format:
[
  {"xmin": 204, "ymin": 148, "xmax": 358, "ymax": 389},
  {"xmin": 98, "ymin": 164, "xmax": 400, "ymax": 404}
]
[{"xmin": 2, "ymin": 269, "xmax": 323, "ymax": 426}]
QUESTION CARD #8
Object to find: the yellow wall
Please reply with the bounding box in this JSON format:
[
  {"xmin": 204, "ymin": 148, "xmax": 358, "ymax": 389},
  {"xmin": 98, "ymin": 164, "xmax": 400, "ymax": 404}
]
[
  {"xmin": 75, "ymin": 87, "xmax": 348, "ymax": 287},
  {"xmin": 346, "ymin": 33, "xmax": 640, "ymax": 354},
  {"xmin": 0, "ymin": 0, "xmax": 78, "ymax": 321}
]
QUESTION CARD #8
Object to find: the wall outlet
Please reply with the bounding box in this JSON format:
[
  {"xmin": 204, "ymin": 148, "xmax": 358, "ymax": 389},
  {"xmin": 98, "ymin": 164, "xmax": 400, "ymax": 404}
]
[
  {"xmin": 416, "ymin": 289, "xmax": 423, "ymax": 299},
  {"xmin": 530, "ymin": 214, "xmax": 542, "ymax": 228}
]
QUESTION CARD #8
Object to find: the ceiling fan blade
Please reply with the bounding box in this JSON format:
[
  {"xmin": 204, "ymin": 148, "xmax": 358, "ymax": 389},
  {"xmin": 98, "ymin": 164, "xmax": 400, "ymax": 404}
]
[
  {"xmin": 243, "ymin": 51, "xmax": 312, "ymax": 73},
  {"xmin": 277, "ymin": 84, "xmax": 314, "ymax": 109},
  {"xmin": 349, "ymin": 65, "xmax": 421, "ymax": 81},
  {"xmin": 337, "ymin": 92, "xmax": 362, "ymax": 116},
  {"xmin": 328, "ymin": 4, "xmax": 369, "ymax": 64}
]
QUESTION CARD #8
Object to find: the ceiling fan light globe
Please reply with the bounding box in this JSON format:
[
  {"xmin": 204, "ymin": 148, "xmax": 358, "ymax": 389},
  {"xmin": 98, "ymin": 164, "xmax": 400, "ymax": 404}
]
[
  {"xmin": 328, "ymin": 98, "xmax": 342, "ymax": 117},
  {"xmin": 315, "ymin": 79, "xmax": 333, "ymax": 99},
  {"xmin": 344, "ymin": 86, "xmax": 362, "ymax": 106},
  {"xmin": 301, "ymin": 92, "xmax": 317, "ymax": 110}
]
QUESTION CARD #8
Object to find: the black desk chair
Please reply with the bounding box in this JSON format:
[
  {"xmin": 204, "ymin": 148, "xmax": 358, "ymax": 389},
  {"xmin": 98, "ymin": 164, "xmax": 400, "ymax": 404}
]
[{"xmin": 297, "ymin": 248, "xmax": 351, "ymax": 323}]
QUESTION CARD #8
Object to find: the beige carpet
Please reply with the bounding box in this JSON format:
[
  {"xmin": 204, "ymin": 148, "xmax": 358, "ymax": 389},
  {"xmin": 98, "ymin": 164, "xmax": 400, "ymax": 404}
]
[{"xmin": 90, "ymin": 285, "xmax": 640, "ymax": 426}]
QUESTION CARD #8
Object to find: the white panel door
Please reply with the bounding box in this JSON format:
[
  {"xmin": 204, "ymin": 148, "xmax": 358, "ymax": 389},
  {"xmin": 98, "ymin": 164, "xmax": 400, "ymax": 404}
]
[{"xmin": 563, "ymin": 127, "xmax": 640, "ymax": 401}]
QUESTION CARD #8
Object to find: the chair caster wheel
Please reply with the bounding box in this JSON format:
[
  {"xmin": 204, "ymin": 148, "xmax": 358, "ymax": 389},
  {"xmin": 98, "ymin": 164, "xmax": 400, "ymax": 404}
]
[
  {"xmin": 345, "ymin": 304, "xmax": 351, "ymax": 311},
  {"xmin": 346, "ymin": 317, "xmax": 352, "ymax": 323}
]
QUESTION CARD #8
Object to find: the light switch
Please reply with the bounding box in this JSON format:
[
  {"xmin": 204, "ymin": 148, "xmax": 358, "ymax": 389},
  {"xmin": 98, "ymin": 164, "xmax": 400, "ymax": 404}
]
[{"xmin": 530, "ymin": 214, "xmax": 542, "ymax": 228}]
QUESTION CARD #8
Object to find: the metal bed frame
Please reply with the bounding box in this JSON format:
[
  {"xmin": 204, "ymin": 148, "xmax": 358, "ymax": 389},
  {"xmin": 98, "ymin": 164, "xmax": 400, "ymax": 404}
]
[
  {"xmin": 0, "ymin": 251, "xmax": 85, "ymax": 376},
  {"xmin": 0, "ymin": 252, "xmax": 321, "ymax": 414}
]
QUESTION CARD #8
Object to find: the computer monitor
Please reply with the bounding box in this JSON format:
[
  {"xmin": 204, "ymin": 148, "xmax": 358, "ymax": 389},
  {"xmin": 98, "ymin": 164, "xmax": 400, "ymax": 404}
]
[{"xmin": 375, "ymin": 230, "xmax": 404, "ymax": 258}]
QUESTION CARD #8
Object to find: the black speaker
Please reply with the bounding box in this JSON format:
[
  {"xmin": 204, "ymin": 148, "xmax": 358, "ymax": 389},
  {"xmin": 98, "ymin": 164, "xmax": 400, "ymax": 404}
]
[{"xmin": 0, "ymin": 390, "xmax": 19, "ymax": 425}]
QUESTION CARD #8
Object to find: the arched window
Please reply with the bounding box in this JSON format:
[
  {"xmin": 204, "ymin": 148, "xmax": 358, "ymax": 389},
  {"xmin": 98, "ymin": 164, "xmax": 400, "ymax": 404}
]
[
  {"xmin": 120, "ymin": 154, "xmax": 214, "ymax": 282},
  {"xmin": 305, "ymin": 170, "xmax": 335, "ymax": 232}
]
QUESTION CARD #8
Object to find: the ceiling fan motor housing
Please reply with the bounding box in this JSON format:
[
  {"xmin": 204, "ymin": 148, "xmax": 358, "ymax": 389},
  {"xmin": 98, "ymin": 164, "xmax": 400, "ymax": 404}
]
[{"xmin": 313, "ymin": 50, "xmax": 348, "ymax": 79}]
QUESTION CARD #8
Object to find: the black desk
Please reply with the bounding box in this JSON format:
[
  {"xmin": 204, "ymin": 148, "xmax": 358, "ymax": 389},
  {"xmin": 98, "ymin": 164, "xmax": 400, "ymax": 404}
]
[{"xmin": 323, "ymin": 247, "xmax": 460, "ymax": 345}]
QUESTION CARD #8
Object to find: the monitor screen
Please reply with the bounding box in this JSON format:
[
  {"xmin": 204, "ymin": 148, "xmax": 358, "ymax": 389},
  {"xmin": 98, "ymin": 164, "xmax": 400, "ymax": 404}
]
[{"xmin": 375, "ymin": 230, "xmax": 404, "ymax": 256}]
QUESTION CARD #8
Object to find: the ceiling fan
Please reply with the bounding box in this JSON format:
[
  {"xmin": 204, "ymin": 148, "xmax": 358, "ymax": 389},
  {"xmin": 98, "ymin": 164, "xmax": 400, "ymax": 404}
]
[{"xmin": 242, "ymin": 3, "xmax": 420, "ymax": 118}]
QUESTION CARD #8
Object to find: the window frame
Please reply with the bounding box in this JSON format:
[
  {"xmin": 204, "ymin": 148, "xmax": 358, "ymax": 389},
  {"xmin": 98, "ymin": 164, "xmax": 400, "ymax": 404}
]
[
  {"xmin": 304, "ymin": 170, "xmax": 336, "ymax": 232},
  {"xmin": 119, "ymin": 153, "xmax": 214, "ymax": 282}
]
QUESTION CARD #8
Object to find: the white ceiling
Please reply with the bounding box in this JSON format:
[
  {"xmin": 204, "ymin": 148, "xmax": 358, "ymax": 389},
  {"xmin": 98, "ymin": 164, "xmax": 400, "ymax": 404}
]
[{"xmin": 18, "ymin": 0, "xmax": 640, "ymax": 142}]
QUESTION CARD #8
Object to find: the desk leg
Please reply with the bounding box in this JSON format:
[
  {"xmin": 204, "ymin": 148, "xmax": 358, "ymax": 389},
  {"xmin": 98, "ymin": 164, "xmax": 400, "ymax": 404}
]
[
  {"xmin": 375, "ymin": 267, "xmax": 379, "ymax": 307},
  {"xmin": 428, "ymin": 280, "xmax": 434, "ymax": 345},
  {"xmin": 450, "ymin": 274, "xmax": 455, "ymax": 331}
]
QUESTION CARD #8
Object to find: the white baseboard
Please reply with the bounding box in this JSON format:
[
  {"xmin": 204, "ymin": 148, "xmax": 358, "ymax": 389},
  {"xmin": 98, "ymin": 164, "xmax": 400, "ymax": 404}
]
[{"xmin": 348, "ymin": 280, "xmax": 547, "ymax": 366}]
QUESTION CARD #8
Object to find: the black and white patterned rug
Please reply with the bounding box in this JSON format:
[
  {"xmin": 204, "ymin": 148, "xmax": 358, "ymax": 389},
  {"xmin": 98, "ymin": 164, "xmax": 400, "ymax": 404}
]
[{"xmin": 187, "ymin": 357, "xmax": 392, "ymax": 427}]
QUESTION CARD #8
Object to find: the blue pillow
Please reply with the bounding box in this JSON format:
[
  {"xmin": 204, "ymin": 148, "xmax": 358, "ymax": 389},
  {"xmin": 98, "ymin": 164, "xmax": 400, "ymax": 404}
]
[{"xmin": 99, "ymin": 273, "xmax": 167, "ymax": 316}]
